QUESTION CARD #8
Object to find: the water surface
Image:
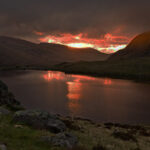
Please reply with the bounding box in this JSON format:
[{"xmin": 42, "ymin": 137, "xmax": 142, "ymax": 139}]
[{"xmin": 0, "ymin": 70, "xmax": 150, "ymax": 124}]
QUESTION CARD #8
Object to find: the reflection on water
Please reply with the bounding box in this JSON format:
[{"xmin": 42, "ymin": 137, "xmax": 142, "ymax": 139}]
[
  {"xmin": 1, "ymin": 70, "xmax": 150, "ymax": 123},
  {"xmin": 43, "ymin": 71, "xmax": 65, "ymax": 81},
  {"xmin": 104, "ymin": 79, "xmax": 112, "ymax": 85},
  {"xmin": 43, "ymin": 71, "xmax": 88, "ymax": 116},
  {"xmin": 42, "ymin": 71, "xmax": 114, "ymax": 116},
  {"xmin": 67, "ymin": 80, "xmax": 82, "ymax": 116}
]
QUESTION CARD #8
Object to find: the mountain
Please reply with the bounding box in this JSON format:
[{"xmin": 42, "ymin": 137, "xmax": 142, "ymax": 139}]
[
  {"xmin": 0, "ymin": 36, "xmax": 109, "ymax": 67},
  {"xmin": 53, "ymin": 32, "xmax": 150, "ymax": 81},
  {"xmin": 109, "ymin": 32, "xmax": 150, "ymax": 61}
]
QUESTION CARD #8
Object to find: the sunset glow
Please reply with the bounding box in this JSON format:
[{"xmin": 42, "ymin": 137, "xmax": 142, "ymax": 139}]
[
  {"xmin": 97, "ymin": 44, "xmax": 127, "ymax": 53},
  {"xmin": 36, "ymin": 32, "xmax": 130, "ymax": 53},
  {"xmin": 67, "ymin": 43, "xmax": 93, "ymax": 48}
]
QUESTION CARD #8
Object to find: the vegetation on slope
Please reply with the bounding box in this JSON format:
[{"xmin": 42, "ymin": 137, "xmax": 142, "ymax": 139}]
[
  {"xmin": 52, "ymin": 57, "xmax": 150, "ymax": 81},
  {"xmin": 1, "ymin": 113, "xmax": 150, "ymax": 150}
]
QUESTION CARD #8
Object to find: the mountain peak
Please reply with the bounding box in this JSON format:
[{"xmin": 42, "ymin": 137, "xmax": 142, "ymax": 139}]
[
  {"xmin": 109, "ymin": 31, "xmax": 150, "ymax": 61},
  {"xmin": 126, "ymin": 31, "xmax": 150, "ymax": 51}
]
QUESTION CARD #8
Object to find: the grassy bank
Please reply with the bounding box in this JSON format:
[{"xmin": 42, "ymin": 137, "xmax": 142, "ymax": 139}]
[
  {"xmin": 1, "ymin": 113, "xmax": 150, "ymax": 150},
  {"xmin": 1, "ymin": 57, "xmax": 150, "ymax": 82},
  {"xmin": 51, "ymin": 57, "xmax": 150, "ymax": 82}
]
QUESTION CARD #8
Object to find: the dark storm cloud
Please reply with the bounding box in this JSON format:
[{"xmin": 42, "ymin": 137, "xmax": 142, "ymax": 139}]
[{"xmin": 0, "ymin": 0, "xmax": 150, "ymax": 41}]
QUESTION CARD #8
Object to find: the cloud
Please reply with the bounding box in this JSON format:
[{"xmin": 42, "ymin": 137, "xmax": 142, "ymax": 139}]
[{"xmin": 0, "ymin": 0, "xmax": 150, "ymax": 43}]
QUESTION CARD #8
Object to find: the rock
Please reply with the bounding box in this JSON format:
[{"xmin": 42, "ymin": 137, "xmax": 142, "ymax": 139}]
[
  {"xmin": 46, "ymin": 119, "xmax": 66, "ymax": 133},
  {"xmin": 0, "ymin": 80, "xmax": 21, "ymax": 110},
  {"xmin": 0, "ymin": 81, "xmax": 8, "ymax": 91},
  {"xmin": 104, "ymin": 123, "xmax": 144, "ymax": 131},
  {"xmin": 14, "ymin": 124, "xmax": 24, "ymax": 128},
  {"xmin": 13, "ymin": 110, "xmax": 66, "ymax": 133},
  {"xmin": 138, "ymin": 129, "xmax": 150, "ymax": 136},
  {"xmin": 7, "ymin": 104, "xmax": 24, "ymax": 111},
  {"xmin": 93, "ymin": 144, "xmax": 108, "ymax": 150},
  {"xmin": 0, "ymin": 107, "xmax": 10, "ymax": 115},
  {"xmin": 41, "ymin": 133, "xmax": 78, "ymax": 148},
  {"xmin": 112, "ymin": 130, "xmax": 137, "ymax": 142},
  {"xmin": 0, "ymin": 144, "xmax": 7, "ymax": 150},
  {"xmin": 0, "ymin": 92, "xmax": 20, "ymax": 106},
  {"xmin": 62, "ymin": 119, "xmax": 81, "ymax": 131}
]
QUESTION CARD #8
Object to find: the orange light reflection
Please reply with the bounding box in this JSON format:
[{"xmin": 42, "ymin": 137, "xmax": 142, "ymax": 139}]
[
  {"xmin": 43, "ymin": 71, "xmax": 65, "ymax": 81},
  {"xmin": 104, "ymin": 79, "xmax": 112, "ymax": 85},
  {"xmin": 43, "ymin": 71, "xmax": 113, "ymax": 116},
  {"xmin": 67, "ymin": 79, "xmax": 82, "ymax": 115}
]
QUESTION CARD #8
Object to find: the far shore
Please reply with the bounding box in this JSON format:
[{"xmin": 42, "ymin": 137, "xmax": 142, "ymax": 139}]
[{"xmin": 0, "ymin": 63, "xmax": 150, "ymax": 83}]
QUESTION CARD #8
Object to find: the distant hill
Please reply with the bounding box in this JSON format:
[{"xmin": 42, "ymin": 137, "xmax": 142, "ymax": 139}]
[
  {"xmin": 0, "ymin": 36, "xmax": 109, "ymax": 67},
  {"xmin": 109, "ymin": 32, "xmax": 150, "ymax": 61},
  {"xmin": 52, "ymin": 32, "xmax": 150, "ymax": 81}
]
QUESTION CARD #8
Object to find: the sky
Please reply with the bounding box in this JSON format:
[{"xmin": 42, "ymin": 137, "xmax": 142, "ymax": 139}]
[{"xmin": 0, "ymin": 0, "xmax": 150, "ymax": 53}]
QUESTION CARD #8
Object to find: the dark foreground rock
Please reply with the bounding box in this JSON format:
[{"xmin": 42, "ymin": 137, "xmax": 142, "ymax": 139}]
[
  {"xmin": 0, "ymin": 80, "xmax": 21, "ymax": 110},
  {"xmin": 13, "ymin": 110, "xmax": 66, "ymax": 133},
  {"xmin": 112, "ymin": 130, "xmax": 137, "ymax": 142},
  {"xmin": 62, "ymin": 118, "xmax": 82, "ymax": 131},
  {"xmin": 0, "ymin": 107, "xmax": 10, "ymax": 115},
  {"xmin": 93, "ymin": 145, "xmax": 108, "ymax": 150},
  {"xmin": 41, "ymin": 133, "xmax": 78, "ymax": 148},
  {"xmin": 0, "ymin": 144, "xmax": 7, "ymax": 150}
]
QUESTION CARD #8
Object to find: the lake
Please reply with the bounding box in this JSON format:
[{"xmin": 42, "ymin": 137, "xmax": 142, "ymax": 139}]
[{"xmin": 0, "ymin": 70, "xmax": 150, "ymax": 124}]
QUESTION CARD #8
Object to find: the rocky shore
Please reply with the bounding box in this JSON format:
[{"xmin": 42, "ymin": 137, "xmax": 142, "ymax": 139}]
[{"xmin": 0, "ymin": 80, "xmax": 150, "ymax": 150}]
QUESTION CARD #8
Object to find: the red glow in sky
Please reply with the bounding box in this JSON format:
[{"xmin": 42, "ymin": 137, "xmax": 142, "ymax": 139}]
[{"xmin": 36, "ymin": 32, "xmax": 130, "ymax": 53}]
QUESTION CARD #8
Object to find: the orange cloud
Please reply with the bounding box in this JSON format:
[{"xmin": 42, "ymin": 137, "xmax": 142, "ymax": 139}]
[
  {"xmin": 36, "ymin": 32, "xmax": 131, "ymax": 53},
  {"xmin": 33, "ymin": 31, "xmax": 44, "ymax": 36}
]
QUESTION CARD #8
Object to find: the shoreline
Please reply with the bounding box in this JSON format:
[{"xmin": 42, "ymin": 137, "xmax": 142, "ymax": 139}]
[
  {"xmin": 0, "ymin": 70, "xmax": 150, "ymax": 125},
  {"xmin": 0, "ymin": 66, "xmax": 150, "ymax": 84},
  {"xmin": 0, "ymin": 78, "xmax": 150, "ymax": 149}
]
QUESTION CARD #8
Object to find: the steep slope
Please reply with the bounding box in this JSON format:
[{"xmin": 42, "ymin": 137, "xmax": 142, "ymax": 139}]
[
  {"xmin": 0, "ymin": 36, "xmax": 109, "ymax": 67},
  {"xmin": 109, "ymin": 32, "xmax": 150, "ymax": 61}
]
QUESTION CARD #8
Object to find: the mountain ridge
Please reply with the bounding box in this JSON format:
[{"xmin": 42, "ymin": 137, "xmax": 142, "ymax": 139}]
[{"xmin": 0, "ymin": 36, "xmax": 109, "ymax": 67}]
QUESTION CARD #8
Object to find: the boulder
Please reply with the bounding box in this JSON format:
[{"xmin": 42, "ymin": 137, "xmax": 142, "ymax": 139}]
[
  {"xmin": 13, "ymin": 110, "xmax": 66, "ymax": 133},
  {"xmin": 0, "ymin": 81, "xmax": 8, "ymax": 91},
  {"xmin": 0, "ymin": 80, "xmax": 21, "ymax": 109},
  {"xmin": 62, "ymin": 119, "xmax": 81, "ymax": 131},
  {"xmin": 46, "ymin": 119, "xmax": 66, "ymax": 133},
  {"xmin": 41, "ymin": 133, "xmax": 78, "ymax": 148},
  {"xmin": 112, "ymin": 130, "xmax": 137, "ymax": 142},
  {"xmin": 0, "ymin": 107, "xmax": 10, "ymax": 115},
  {"xmin": 0, "ymin": 144, "xmax": 7, "ymax": 150}
]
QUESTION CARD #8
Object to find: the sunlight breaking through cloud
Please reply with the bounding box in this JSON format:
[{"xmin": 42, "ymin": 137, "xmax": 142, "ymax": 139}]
[{"xmin": 37, "ymin": 32, "xmax": 129, "ymax": 53}]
